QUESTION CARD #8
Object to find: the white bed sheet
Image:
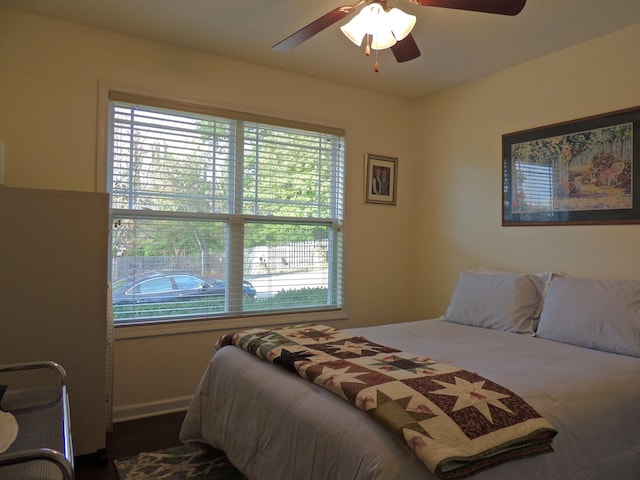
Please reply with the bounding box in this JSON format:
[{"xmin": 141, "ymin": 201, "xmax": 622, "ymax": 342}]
[{"xmin": 180, "ymin": 319, "xmax": 640, "ymax": 479}]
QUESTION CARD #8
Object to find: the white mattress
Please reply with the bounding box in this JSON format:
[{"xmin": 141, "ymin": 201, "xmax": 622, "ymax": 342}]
[{"xmin": 180, "ymin": 319, "xmax": 640, "ymax": 479}]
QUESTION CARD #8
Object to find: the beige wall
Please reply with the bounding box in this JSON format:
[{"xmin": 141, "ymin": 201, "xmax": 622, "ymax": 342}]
[
  {"xmin": 2, "ymin": 7, "xmax": 640, "ymax": 422},
  {"xmin": 412, "ymin": 23, "xmax": 640, "ymax": 318},
  {"xmin": 0, "ymin": 8, "xmax": 418, "ymax": 420}
]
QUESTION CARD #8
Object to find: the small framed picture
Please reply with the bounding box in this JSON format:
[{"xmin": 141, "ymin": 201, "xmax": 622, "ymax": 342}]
[{"xmin": 365, "ymin": 153, "xmax": 398, "ymax": 205}]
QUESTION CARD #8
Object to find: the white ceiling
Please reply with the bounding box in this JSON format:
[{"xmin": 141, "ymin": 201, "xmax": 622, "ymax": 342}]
[{"xmin": 3, "ymin": 0, "xmax": 640, "ymax": 100}]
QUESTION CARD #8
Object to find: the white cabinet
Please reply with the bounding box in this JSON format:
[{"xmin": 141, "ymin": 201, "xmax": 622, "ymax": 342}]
[{"xmin": 0, "ymin": 187, "xmax": 109, "ymax": 457}]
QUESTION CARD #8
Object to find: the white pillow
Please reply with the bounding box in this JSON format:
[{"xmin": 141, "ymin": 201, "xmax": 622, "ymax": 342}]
[
  {"xmin": 444, "ymin": 271, "xmax": 543, "ymax": 334},
  {"xmin": 536, "ymin": 276, "xmax": 640, "ymax": 358},
  {"xmin": 475, "ymin": 267, "xmax": 558, "ymax": 319}
]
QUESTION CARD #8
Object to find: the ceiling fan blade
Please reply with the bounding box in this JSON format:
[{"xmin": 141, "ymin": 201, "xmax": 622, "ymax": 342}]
[
  {"xmin": 391, "ymin": 34, "xmax": 421, "ymax": 62},
  {"xmin": 272, "ymin": 5, "xmax": 357, "ymax": 52},
  {"xmin": 410, "ymin": 0, "xmax": 526, "ymax": 16}
]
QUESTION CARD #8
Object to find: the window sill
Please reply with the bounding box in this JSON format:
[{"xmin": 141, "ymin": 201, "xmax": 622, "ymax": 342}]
[{"xmin": 113, "ymin": 309, "xmax": 349, "ymax": 340}]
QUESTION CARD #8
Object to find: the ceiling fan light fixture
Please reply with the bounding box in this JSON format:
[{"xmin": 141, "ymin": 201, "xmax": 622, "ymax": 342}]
[
  {"xmin": 340, "ymin": 2, "xmax": 416, "ymax": 50},
  {"xmin": 340, "ymin": 3, "xmax": 386, "ymax": 46},
  {"xmin": 387, "ymin": 7, "xmax": 416, "ymax": 42},
  {"xmin": 370, "ymin": 31, "xmax": 397, "ymax": 50},
  {"xmin": 339, "ymin": 12, "xmax": 367, "ymax": 46}
]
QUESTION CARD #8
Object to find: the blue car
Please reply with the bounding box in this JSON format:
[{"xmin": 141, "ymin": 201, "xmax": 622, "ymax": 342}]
[{"xmin": 112, "ymin": 272, "xmax": 256, "ymax": 305}]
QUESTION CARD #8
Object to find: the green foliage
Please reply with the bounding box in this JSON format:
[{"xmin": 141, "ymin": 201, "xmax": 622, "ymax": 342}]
[
  {"xmin": 246, "ymin": 287, "xmax": 329, "ymax": 311},
  {"xmin": 113, "ymin": 297, "xmax": 226, "ymax": 322},
  {"xmin": 111, "ymin": 218, "xmax": 227, "ymax": 258},
  {"xmin": 244, "ymin": 223, "xmax": 328, "ymax": 249}
]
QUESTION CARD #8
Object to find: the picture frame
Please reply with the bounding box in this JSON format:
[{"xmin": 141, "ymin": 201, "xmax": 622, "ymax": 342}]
[
  {"xmin": 365, "ymin": 153, "xmax": 398, "ymax": 205},
  {"xmin": 502, "ymin": 106, "xmax": 640, "ymax": 225}
]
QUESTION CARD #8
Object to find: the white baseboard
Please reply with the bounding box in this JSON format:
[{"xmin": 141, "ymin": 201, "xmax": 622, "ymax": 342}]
[{"xmin": 112, "ymin": 395, "xmax": 193, "ymax": 423}]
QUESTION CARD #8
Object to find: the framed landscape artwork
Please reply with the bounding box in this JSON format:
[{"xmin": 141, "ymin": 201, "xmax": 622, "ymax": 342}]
[
  {"xmin": 502, "ymin": 107, "xmax": 640, "ymax": 225},
  {"xmin": 365, "ymin": 154, "xmax": 397, "ymax": 206}
]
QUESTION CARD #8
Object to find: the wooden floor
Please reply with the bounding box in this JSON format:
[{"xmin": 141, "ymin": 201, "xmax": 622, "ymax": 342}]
[{"xmin": 75, "ymin": 411, "xmax": 187, "ymax": 480}]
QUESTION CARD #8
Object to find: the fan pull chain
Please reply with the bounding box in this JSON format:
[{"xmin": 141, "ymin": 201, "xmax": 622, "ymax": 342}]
[{"xmin": 364, "ymin": 35, "xmax": 380, "ymax": 73}]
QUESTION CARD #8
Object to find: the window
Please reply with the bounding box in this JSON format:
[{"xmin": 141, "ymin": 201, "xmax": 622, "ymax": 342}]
[
  {"xmin": 134, "ymin": 277, "xmax": 173, "ymax": 295},
  {"xmin": 107, "ymin": 92, "xmax": 344, "ymax": 326}
]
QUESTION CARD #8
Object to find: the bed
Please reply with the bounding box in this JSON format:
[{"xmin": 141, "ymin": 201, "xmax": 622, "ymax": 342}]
[{"xmin": 179, "ymin": 271, "xmax": 640, "ymax": 479}]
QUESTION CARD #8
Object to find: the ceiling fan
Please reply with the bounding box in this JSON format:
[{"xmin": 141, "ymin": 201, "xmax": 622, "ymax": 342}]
[{"xmin": 273, "ymin": 0, "xmax": 527, "ymax": 67}]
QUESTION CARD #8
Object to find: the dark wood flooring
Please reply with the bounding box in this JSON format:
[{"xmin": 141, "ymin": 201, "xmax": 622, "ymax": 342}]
[{"xmin": 75, "ymin": 410, "xmax": 187, "ymax": 480}]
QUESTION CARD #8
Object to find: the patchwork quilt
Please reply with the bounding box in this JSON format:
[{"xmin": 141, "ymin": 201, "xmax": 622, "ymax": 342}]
[{"xmin": 216, "ymin": 324, "xmax": 557, "ymax": 479}]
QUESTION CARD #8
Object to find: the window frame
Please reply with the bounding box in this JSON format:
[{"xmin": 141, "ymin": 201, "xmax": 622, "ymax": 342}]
[{"xmin": 98, "ymin": 83, "xmax": 348, "ymax": 339}]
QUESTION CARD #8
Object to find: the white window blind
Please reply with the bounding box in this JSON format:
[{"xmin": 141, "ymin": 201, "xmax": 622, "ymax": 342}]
[{"xmin": 108, "ymin": 92, "xmax": 344, "ymax": 326}]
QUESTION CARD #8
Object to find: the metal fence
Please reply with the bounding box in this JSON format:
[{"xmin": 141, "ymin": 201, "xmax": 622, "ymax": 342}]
[{"xmin": 111, "ymin": 239, "xmax": 328, "ymax": 282}]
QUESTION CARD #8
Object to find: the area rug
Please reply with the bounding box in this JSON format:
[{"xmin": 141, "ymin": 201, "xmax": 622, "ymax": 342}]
[{"xmin": 114, "ymin": 444, "xmax": 247, "ymax": 480}]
